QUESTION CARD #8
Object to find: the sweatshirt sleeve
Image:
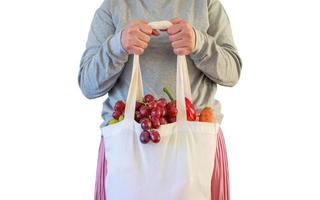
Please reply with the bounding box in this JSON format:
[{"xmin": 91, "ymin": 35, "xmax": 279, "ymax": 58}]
[
  {"xmin": 189, "ymin": 0, "xmax": 242, "ymax": 87},
  {"xmin": 78, "ymin": 5, "xmax": 129, "ymax": 99}
]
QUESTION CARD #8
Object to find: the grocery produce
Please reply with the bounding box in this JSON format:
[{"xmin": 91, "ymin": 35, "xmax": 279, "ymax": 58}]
[
  {"xmin": 156, "ymin": 98, "xmax": 167, "ymax": 108},
  {"xmin": 150, "ymin": 130, "xmax": 161, "ymax": 143},
  {"xmin": 136, "ymin": 94, "xmax": 166, "ymax": 144},
  {"xmin": 167, "ymin": 116, "xmax": 177, "ymax": 123},
  {"xmin": 108, "ymin": 118, "xmax": 119, "ymax": 125},
  {"xmin": 199, "ymin": 107, "xmax": 216, "ymax": 123},
  {"xmin": 135, "ymin": 101, "xmax": 144, "ymax": 110},
  {"xmin": 107, "ymin": 115, "xmax": 124, "ymax": 125},
  {"xmin": 147, "ymin": 101, "xmax": 157, "ymax": 110},
  {"xmin": 151, "ymin": 107, "xmax": 162, "ymax": 118},
  {"xmin": 140, "ymin": 118, "xmax": 152, "ymax": 130},
  {"xmin": 134, "ymin": 92, "xmax": 184, "ymax": 143},
  {"xmin": 108, "ymin": 89, "xmax": 217, "ymax": 144},
  {"xmin": 159, "ymin": 117, "xmax": 167, "ymax": 125},
  {"xmin": 166, "ymin": 101, "xmax": 177, "ymax": 119},
  {"xmin": 139, "ymin": 105, "xmax": 150, "ymax": 117},
  {"xmin": 108, "ymin": 101, "xmax": 126, "ymax": 124},
  {"xmin": 151, "ymin": 117, "xmax": 160, "ymax": 129},
  {"xmin": 140, "ymin": 130, "xmax": 151, "ymax": 144},
  {"xmin": 163, "ymin": 87, "xmax": 197, "ymax": 121},
  {"xmin": 118, "ymin": 115, "xmax": 124, "ymax": 121},
  {"xmin": 114, "ymin": 101, "xmax": 125, "ymax": 113},
  {"xmin": 135, "ymin": 111, "xmax": 144, "ymax": 122},
  {"xmin": 112, "ymin": 110, "xmax": 122, "ymax": 120},
  {"xmin": 144, "ymin": 94, "xmax": 155, "ymax": 103}
]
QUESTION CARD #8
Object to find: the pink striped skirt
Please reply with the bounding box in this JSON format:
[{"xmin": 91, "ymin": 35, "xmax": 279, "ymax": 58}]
[{"xmin": 95, "ymin": 128, "xmax": 230, "ymax": 200}]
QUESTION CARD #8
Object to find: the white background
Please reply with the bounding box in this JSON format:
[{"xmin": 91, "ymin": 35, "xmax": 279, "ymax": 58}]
[{"xmin": 0, "ymin": 0, "xmax": 319, "ymax": 199}]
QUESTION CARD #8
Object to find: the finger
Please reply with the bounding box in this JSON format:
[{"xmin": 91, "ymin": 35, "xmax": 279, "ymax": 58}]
[
  {"xmin": 173, "ymin": 48, "xmax": 190, "ymax": 55},
  {"xmin": 167, "ymin": 24, "xmax": 183, "ymax": 35},
  {"xmin": 139, "ymin": 24, "xmax": 153, "ymax": 35},
  {"xmin": 168, "ymin": 31, "xmax": 184, "ymax": 42},
  {"xmin": 132, "ymin": 38, "xmax": 148, "ymax": 49},
  {"xmin": 171, "ymin": 39, "xmax": 188, "ymax": 49},
  {"xmin": 170, "ymin": 17, "xmax": 183, "ymax": 24},
  {"xmin": 127, "ymin": 46, "xmax": 145, "ymax": 55},
  {"xmin": 137, "ymin": 32, "xmax": 151, "ymax": 43},
  {"xmin": 151, "ymin": 29, "xmax": 160, "ymax": 36}
]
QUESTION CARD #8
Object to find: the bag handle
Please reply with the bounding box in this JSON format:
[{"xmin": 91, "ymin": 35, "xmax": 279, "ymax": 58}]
[{"xmin": 124, "ymin": 21, "xmax": 192, "ymax": 122}]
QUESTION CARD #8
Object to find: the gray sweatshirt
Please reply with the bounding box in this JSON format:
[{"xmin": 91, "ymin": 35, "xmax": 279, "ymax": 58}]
[{"xmin": 78, "ymin": 0, "xmax": 242, "ymax": 126}]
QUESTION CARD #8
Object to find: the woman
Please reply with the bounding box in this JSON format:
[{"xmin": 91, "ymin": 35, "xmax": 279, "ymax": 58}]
[{"xmin": 78, "ymin": 0, "xmax": 242, "ymax": 199}]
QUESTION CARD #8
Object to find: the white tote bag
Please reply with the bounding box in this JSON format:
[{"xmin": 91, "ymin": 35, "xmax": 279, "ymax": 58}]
[{"xmin": 101, "ymin": 21, "xmax": 219, "ymax": 200}]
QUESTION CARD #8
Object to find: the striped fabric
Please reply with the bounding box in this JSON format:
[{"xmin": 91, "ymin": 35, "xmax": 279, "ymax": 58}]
[
  {"xmin": 94, "ymin": 129, "xmax": 230, "ymax": 200},
  {"xmin": 94, "ymin": 137, "xmax": 106, "ymax": 200},
  {"xmin": 211, "ymin": 129, "xmax": 230, "ymax": 200}
]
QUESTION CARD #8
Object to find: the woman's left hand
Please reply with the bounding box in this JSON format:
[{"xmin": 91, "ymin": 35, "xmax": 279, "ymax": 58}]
[{"xmin": 167, "ymin": 18, "xmax": 196, "ymax": 55}]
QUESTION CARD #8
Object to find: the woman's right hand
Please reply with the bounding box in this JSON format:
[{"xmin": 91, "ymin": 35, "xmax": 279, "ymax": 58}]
[{"xmin": 121, "ymin": 20, "xmax": 159, "ymax": 55}]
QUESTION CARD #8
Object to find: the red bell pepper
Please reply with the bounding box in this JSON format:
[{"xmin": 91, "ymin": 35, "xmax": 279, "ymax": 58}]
[{"xmin": 163, "ymin": 87, "xmax": 197, "ymax": 121}]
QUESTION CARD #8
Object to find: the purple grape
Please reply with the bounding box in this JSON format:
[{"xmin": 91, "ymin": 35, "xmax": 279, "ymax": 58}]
[
  {"xmin": 112, "ymin": 110, "xmax": 122, "ymax": 120},
  {"xmin": 135, "ymin": 111, "xmax": 143, "ymax": 122},
  {"xmin": 139, "ymin": 105, "xmax": 150, "ymax": 117},
  {"xmin": 140, "ymin": 118, "xmax": 152, "ymax": 130},
  {"xmin": 135, "ymin": 101, "xmax": 144, "ymax": 111},
  {"xmin": 159, "ymin": 117, "xmax": 167, "ymax": 125},
  {"xmin": 147, "ymin": 101, "xmax": 157, "ymax": 110},
  {"xmin": 144, "ymin": 94, "xmax": 155, "ymax": 103},
  {"xmin": 151, "ymin": 117, "xmax": 160, "ymax": 129},
  {"xmin": 114, "ymin": 101, "xmax": 126, "ymax": 113},
  {"xmin": 167, "ymin": 116, "xmax": 176, "ymax": 123},
  {"xmin": 166, "ymin": 102, "xmax": 177, "ymax": 118},
  {"xmin": 140, "ymin": 131, "xmax": 151, "ymax": 144},
  {"xmin": 150, "ymin": 130, "xmax": 161, "ymax": 143},
  {"xmin": 151, "ymin": 107, "xmax": 162, "ymax": 119},
  {"xmin": 156, "ymin": 98, "xmax": 167, "ymax": 108}
]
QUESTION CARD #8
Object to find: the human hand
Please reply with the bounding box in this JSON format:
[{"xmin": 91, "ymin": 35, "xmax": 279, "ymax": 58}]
[
  {"xmin": 121, "ymin": 20, "xmax": 160, "ymax": 55},
  {"xmin": 167, "ymin": 18, "xmax": 196, "ymax": 55}
]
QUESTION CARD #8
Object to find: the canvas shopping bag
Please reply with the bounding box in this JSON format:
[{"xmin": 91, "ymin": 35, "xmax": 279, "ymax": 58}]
[{"xmin": 100, "ymin": 21, "xmax": 220, "ymax": 200}]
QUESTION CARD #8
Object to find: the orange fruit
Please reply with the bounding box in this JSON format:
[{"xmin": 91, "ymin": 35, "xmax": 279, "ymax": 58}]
[{"xmin": 199, "ymin": 107, "xmax": 216, "ymax": 123}]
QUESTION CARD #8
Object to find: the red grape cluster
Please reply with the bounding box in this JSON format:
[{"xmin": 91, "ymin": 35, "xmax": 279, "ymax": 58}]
[
  {"xmin": 135, "ymin": 94, "xmax": 178, "ymax": 144},
  {"xmin": 111, "ymin": 94, "xmax": 178, "ymax": 144},
  {"xmin": 112, "ymin": 101, "xmax": 126, "ymax": 120}
]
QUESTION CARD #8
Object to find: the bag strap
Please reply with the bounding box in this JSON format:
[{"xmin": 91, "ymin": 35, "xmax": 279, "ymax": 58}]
[{"xmin": 124, "ymin": 21, "xmax": 192, "ymax": 122}]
